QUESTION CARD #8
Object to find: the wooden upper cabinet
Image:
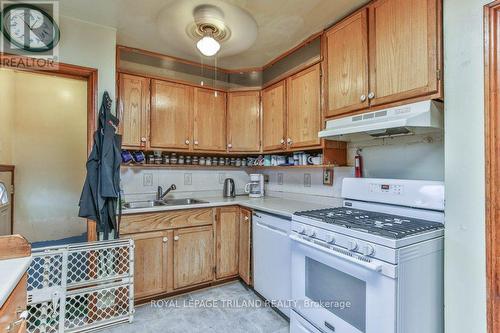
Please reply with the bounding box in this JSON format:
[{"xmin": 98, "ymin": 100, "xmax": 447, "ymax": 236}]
[
  {"xmin": 193, "ymin": 88, "xmax": 226, "ymax": 152},
  {"xmin": 173, "ymin": 225, "xmax": 214, "ymax": 289},
  {"xmin": 287, "ymin": 64, "xmax": 322, "ymax": 149},
  {"xmin": 326, "ymin": 9, "xmax": 369, "ymax": 117},
  {"xmin": 215, "ymin": 207, "xmax": 239, "ymax": 279},
  {"xmin": 118, "ymin": 74, "xmax": 149, "ymax": 148},
  {"xmin": 150, "ymin": 80, "xmax": 193, "ymax": 150},
  {"xmin": 368, "ymin": 0, "xmax": 440, "ymax": 106},
  {"xmin": 227, "ymin": 91, "xmax": 261, "ymax": 152},
  {"xmin": 262, "ymin": 81, "xmax": 286, "ymax": 152}
]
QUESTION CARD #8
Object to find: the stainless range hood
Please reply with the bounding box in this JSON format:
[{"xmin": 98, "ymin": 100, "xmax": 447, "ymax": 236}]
[{"xmin": 319, "ymin": 100, "xmax": 444, "ymax": 142}]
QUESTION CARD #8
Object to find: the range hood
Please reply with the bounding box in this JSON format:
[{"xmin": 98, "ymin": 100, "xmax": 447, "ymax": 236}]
[{"xmin": 319, "ymin": 100, "xmax": 444, "ymax": 142}]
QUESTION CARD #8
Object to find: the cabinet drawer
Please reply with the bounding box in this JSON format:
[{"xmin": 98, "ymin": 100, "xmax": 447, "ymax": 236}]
[{"xmin": 120, "ymin": 208, "xmax": 213, "ymax": 234}]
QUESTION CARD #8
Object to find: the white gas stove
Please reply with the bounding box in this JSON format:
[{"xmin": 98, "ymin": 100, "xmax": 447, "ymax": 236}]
[{"xmin": 290, "ymin": 178, "xmax": 444, "ymax": 333}]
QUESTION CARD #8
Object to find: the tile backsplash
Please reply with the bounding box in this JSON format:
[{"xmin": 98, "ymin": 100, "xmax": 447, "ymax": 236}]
[
  {"xmin": 259, "ymin": 167, "xmax": 354, "ymax": 198},
  {"xmin": 120, "ymin": 168, "xmax": 250, "ymax": 201},
  {"xmin": 121, "ymin": 166, "xmax": 354, "ymax": 201}
]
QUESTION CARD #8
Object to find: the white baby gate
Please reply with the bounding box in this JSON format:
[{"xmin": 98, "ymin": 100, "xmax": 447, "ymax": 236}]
[{"xmin": 26, "ymin": 239, "xmax": 135, "ymax": 333}]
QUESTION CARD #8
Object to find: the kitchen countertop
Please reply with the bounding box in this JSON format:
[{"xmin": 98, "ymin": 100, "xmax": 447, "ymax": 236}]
[
  {"xmin": 0, "ymin": 256, "xmax": 32, "ymax": 308},
  {"xmin": 122, "ymin": 195, "xmax": 342, "ymax": 217}
]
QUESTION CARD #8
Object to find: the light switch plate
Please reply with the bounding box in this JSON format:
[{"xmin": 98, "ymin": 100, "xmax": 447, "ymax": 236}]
[
  {"xmin": 277, "ymin": 173, "xmax": 284, "ymax": 185},
  {"xmin": 143, "ymin": 173, "xmax": 153, "ymax": 186},
  {"xmin": 304, "ymin": 173, "xmax": 311, "ymax": 187},
  {"xmin": 184, "ymin": 173, "xmax": 192, "ymax": 185}
]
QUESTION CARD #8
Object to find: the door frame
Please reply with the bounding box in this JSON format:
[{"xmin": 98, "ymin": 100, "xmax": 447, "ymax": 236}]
[
  {"xmin": 0, "ymin": 165, "xmax": 15, "ymax": 234},
  {"xmin": 485, "ymin": 2, "xmax": 500, "ymax": 332},
  {"xmin": 0, "ymin": 53, "xmax": 98, "ymax": 240}
]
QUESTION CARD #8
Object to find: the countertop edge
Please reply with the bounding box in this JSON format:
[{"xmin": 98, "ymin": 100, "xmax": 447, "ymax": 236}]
[{"xmin": 0, "ymin": 256, "xmax": 32, "ymax": 308}]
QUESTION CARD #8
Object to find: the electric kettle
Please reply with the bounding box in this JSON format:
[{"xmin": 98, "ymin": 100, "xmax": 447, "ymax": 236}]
[{"xmin": 223, "ymin": 178, "xmax": 236, "ymax": 198}]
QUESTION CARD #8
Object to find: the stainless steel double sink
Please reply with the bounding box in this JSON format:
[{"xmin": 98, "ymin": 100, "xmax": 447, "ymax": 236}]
[{"xmin": 123, "ymin": 198, "xmax": 208, "ymax": 210}]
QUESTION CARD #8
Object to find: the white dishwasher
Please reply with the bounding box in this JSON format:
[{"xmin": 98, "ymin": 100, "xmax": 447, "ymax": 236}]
[{"xmin": 252, "ymin": 211, "xmax": 291, "ymax": 317}]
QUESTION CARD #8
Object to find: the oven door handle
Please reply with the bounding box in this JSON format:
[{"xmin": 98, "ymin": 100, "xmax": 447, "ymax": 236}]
[{"xmin": 290, "ymin": 234, "xmax": 383, "ymax": 273}]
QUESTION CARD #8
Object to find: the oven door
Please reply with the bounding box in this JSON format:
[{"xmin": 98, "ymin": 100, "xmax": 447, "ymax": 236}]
[{"xmin": 290, "ymin": 234, "xmax": 397, "ymax": 333}]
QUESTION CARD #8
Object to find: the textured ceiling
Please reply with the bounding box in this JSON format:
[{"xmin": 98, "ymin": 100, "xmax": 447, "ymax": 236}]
[{"xmin": 59, "ymin": 0, "xmax": 369, "ymax": 69}]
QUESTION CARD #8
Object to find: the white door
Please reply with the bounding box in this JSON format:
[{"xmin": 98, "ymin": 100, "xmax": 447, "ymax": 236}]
[{"xmin": 0, "ymin": 171, "xmax": 12, "ymax": 235}]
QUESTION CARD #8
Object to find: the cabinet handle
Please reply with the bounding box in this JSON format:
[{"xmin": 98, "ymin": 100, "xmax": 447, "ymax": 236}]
[
  {"xmin": 162, "ymin": 237, "xmax": 168, "ymax": 243},
  {"xmin": 194, "ymin": 140, "xmax": 199, "ymax": 145},
  {"xmin": 368, "ymin": 92, "xmax": 375, "ymax": 100},
  {"xmin": 287, "ymin": 138, "xmax": 293, "ymax": 145},
  {"xmin": 174, "ymin": 236, "xmax": 180, "ymax": 241},
  {"xmin": 244, "ymin": 216, "xmax": 249, "ymax": 221},
  {"xmin": 280, "ymin": 138, "xmax": 285, "ymax": 145},
  {"xmin": 141, "ymin": 137, "xmax": 147, "ymax": 143},
  {"xmin": 360, "ymin": 94, "xmax": 367, "ymax": 102},
  {"xmin": 227, "ymin": 143, "xmax": 232, "ymax": 149},
  {"xmin": 185, "ymin": 139, "xmax": 190, "ymax": 145}
]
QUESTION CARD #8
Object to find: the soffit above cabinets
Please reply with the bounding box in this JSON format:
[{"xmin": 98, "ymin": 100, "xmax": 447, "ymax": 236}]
[{"xmin": 59, "ymin": 0, "xmax": 369, "ymax": 69}]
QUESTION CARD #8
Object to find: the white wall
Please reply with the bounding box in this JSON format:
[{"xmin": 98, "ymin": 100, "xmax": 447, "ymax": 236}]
[
  {"xmin": 444, "ymin": 0, "xmax": 488, "ymax": 332},
  {"xmin": 0, "ymin": 70, "xmax": 88, "ymax": 242},
  {"xmin": 58, "ymin": 16, "xmax": 117, "ymax": 106},
  {"xmin": 0, "ymin": 69, "xmax": 14, "ymax": 165}
]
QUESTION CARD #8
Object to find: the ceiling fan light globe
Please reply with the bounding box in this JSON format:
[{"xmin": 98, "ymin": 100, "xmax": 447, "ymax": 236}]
[{"xmin": 196, "ymin": 36, "xmax": 220, "ymax": 56}]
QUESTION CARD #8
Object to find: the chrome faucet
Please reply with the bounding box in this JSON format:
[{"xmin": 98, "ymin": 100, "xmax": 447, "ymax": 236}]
[{"xmin": 157, "ymin": 184, "xmax": 176, "ymax": 201}]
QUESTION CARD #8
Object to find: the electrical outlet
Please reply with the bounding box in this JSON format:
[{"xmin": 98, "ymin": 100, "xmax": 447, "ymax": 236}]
[
  {"xmin": 218, "ymin": 173, "xmax": 226, "ymax": 184},
  {"xmin": 184, "ymin": 173, "xmax": 192, "ymax": 185},
  {"xmin": 323, "ymin": 168, "xmax": 334, "ymax": 186},
  {"xmin": 277, "ymin": 173, "xmax": 284, "ymax": 185},
  {"xmin": 304, "ymin": 173, "xmax": 311, "ymax": 187},
  {"xmin": 143, "ymin": 173, "xmax": 153, "ymax": 186}
]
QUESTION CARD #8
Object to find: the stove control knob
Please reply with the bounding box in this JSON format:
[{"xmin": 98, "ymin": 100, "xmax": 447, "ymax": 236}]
[
  {"xmin": 361, "ymin": 245, "xmax": 375, "ymax": 256},
  {"xmin": 306, "ymin": 229, "xmax": 316, "ymax": 237},
  {"xmin": 347, "ymin": 240, "xmax": 358, "ymax": 251},
  {"xmin": 326, "ymin": 234, "xmax": 335, "ymax": 244},
  {"xmin": 297, "ymin": 226, "xmax": 306, "ymax": 234}
]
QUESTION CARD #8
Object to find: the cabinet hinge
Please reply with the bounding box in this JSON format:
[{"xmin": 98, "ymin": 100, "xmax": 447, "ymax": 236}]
[
  {"xmin": 10, "ymin": 184, "xmax": 14, "ymax": 194},
  {"xmin": 436, "ymin": 69, "xmax": 441, "ymax": 81}
]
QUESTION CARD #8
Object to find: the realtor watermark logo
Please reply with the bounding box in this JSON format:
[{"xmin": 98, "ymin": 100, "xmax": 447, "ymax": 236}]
[{"xmin": 0, "ymin": 0, "xmax": 60, "ymax": 70}]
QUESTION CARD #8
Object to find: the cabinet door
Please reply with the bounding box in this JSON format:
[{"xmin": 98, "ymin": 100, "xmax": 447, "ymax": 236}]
[
  {"xmin": 150, "ymin": 80, "xmax": 193, "ymax": 150},
  {"xmin": 287, "ymin": 64, "xmax": 322, "ymax": 149},
  {"xmin": 123, "ymin": 231, "xmax": 168, "ymax": 299},
  {"xmin": 227, "ymin": 91, "xmax": 261, "ymax": 152},
  {"xmin": 193, "ymin": 88, "xmax": 227, "ymax": 151},
  {"xmin": 215, "ymin": 207, "xmax": 239, "ymax": 279},
  {"xmin": 262, "ymin": 81, "xmax": 286, "ymax": 152},
  {"xmin": 326, "ymin": 9, "xmax": 369, "ymax": 117},
  {"xmin": 118, "ymin": 74, "xmax": 149, "ymax": 148},
  {"xmin": 369, "ymin": 0, "xmax": 440, "ymax": 106},
  {"xmin": 239, "ymin": 208, "xmax": 252, "ymax": 286},
  {"xmin": 173, "ymin": 225, "xmax": 214, "ymax": 289}
]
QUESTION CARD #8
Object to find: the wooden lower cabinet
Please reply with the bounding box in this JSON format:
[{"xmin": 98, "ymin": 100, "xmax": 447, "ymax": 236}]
[
  {"xmin": 122, "ymin": 207, "xmax": 253, "ymax": 301},
  {"xmin": 239, "ymin": 208, "xmax": 252, "ymax": 286},
  {"xmin": 173, "ymin": 225, "xmax": 214, "ymax": 289},
  {"xmin": 123, "ymin": 231, "xmax": 170, "ymax": 299},
  {"xmin": 0, "ymin": 274, "xmax": 27, "ymax": 333},
  {"xmin": 215, "ymin": 207, "xmax": 240, "ymax": 279}
]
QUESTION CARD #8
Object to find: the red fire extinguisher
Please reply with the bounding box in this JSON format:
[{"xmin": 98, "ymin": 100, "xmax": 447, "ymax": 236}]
[{"xmin": 355, "ymin": 149, "xmax": 363, "ymax": 178}]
